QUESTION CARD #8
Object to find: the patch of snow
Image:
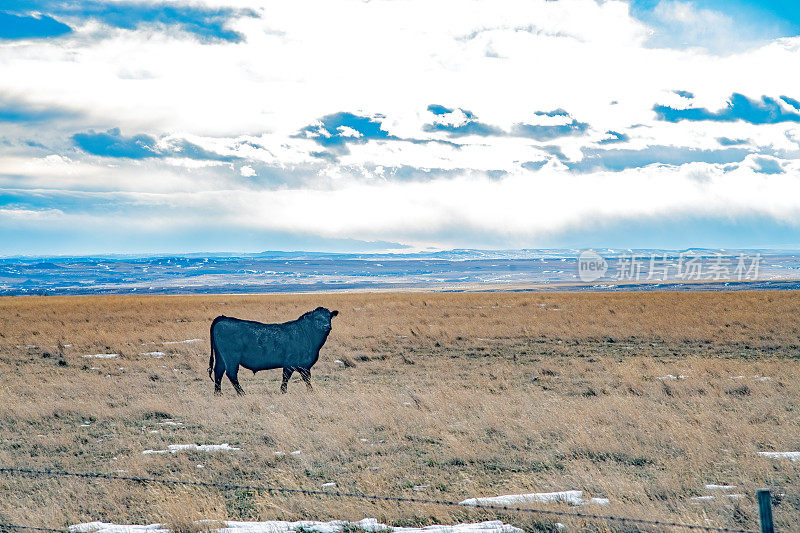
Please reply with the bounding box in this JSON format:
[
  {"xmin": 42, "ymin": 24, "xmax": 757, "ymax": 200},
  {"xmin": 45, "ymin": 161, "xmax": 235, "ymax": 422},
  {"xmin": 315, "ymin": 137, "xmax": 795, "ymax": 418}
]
[
  {"xmin": 142, "ymin": 443, "xmax": 240, "ymax": 454},
  {"xmin": 70, "ymin": 519, "xmax": 523, "ymax": 533},
  {"xmin": 321, "ymin": 482, "xmax": 336, "ymax": 488},
  {"xmin": 83, "ymin": 354, "xmax": 118, "ymax": 359},
  {"xmin": 691, "ymin": 495, "xmax": 744, "ymax": 503},
  {"xmin": 413, "ymin": 485, "xmax": 429, "ymax": 491},
  {"xmin": 705, "ymin": 484, "xmax": 737, "ymax": 490},
  {"xmin": 291, "ymin": 450, "xmax": 302, "ymax": 455},
  {"xmin": 758, "ymin": 451, "xmax": 800, "ymax": 462},
  {"xmin": 334, "ymin": 360, "xmax": 344, "ymax": 364},
  {"xmin": 162, "ymin": 339, "xmax": 202, "ymax": 344},
  {"xmin": 157, "ymin": 421, "xmax": 182, "ymax": 426},
  {"xmin": 656, "ymin": 374, "xmax": 686, "ymax": 380},
  {"xmin": 588, "ymin": 498, "xmax": 610, "ymax": 505},
  {"xmin": 140, "ymin": 352, "xmax": 166, "ymax": 356},
  {"xmin": 274, "ymin": 451, "xmax": 286, "ymax": 456},
  {"xmin": 460, "ymin": 490, "xmax": 585, "ymax": 507},
  {"xmin": 169, "ymin": 444, "xmax": 239, "ymax": 452}
]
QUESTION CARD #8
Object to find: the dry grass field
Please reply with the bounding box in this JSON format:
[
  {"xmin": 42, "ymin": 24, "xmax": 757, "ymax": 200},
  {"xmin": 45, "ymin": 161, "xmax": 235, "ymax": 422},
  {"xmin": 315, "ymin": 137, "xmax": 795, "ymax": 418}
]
[{"xmin": 1, "ymin": 291, "xmax": 799, "ymax": 532}]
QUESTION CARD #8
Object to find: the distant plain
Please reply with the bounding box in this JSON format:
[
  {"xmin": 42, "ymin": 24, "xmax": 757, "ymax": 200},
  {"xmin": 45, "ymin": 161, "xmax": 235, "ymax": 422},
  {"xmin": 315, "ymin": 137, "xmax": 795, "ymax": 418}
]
[{"xmin": 3, "ymin": 250, "xmax": 800, "ymax": 296}]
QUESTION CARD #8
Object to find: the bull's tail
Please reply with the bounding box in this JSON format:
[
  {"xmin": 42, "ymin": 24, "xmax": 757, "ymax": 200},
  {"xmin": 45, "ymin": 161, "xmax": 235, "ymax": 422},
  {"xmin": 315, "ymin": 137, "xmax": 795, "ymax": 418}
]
[{"xmin": 208, "ymin": 315, "xmax": 225, "ymax": 381}]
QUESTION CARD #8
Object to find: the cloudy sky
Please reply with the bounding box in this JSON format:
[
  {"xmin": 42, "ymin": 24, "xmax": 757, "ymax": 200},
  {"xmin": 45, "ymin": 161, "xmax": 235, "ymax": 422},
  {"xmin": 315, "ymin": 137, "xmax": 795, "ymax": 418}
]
[{"xmin": 1, "ymin": 0, "xmax": 800, "ymax": 255}]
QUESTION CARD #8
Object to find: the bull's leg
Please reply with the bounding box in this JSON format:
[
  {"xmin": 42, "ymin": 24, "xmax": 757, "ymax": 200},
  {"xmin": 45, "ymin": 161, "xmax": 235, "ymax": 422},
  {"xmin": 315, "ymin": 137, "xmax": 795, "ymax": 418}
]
[
  {"xmin": 226, "ymin": 367, "xmax": 245, "ymax": 396},
  {"xmin": 281, "ymin": 367, "xmax": 294, "ymax": 394},
  {"xmin": 213, "ymin": 360, "xmax": 225, "ymax": 396},
  {"xmin": 299, "ymin": 368, "xmax": 313, "ymax": 391}
]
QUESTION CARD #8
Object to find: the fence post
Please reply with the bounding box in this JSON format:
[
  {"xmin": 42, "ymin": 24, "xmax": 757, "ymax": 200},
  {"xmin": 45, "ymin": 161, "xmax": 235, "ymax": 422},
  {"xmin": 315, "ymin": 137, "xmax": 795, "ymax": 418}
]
[{"xmin": 757, "ymin": 489, "xmax": 774, "ymax": 533}]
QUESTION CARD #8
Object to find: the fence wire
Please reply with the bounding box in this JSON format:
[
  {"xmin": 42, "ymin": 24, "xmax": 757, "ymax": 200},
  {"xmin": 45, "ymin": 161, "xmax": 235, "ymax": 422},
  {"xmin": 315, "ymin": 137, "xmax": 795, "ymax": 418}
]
[
  {"xmin": 0, "ymin": 466, "xmax": 757, "ymax": 533},
  {"xmin": 0, "ymin": 524, "xmax": 67, "ymax": 533}
]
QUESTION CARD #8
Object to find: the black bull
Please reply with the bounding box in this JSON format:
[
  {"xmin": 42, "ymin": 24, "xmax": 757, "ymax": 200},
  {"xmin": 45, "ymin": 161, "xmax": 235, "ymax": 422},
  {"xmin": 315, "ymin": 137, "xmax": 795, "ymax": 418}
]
[{"xmin": 208, "ymin": 307, "xmax": 339, "ymax": 395}]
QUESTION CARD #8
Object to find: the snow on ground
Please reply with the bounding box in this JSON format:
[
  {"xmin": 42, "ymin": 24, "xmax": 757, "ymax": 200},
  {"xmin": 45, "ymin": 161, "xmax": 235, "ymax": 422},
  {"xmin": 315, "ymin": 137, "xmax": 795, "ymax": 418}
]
[
  {"xmin": 705, "ymin": 484, "xmax": 737, "ymax": 490},
  {"xmin": 758, "ymin": 451, "xmax": 800, "ymax": 461},
  {"xmin": 459, "ymin": 490, "xmax": 608, "ymax": 507},
  {"xmin": 656, "ymin": 374, "xmax": 686, "ymax": 380},
  {"xmin": 140, "ymin": 352, "xmax": 166, "ymax": 356},
  {"xmin": 162, "ymin": 339, "xmax": 202, "ymax": 344},
  {"xmin": 82, "ymin": 354, "xmax": 119, "ymax": 358},
  {"xmin": 70, "ymin": 519, "xmax": 523, "ymax": 533},
  {"xmin": 690, "ymin": 495, "xmax": 744, "ymax": 503},
  {"xmin": 142, "ymin": 443, "xmax": 240, "ymax": 454}
]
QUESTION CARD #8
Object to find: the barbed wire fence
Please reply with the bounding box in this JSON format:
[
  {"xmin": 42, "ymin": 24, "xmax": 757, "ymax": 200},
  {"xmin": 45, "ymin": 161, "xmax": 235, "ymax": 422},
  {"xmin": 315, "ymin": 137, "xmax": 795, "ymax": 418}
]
[{"xmin": 0, "ymin": 466, "xmax": 768, "ymax": 533}]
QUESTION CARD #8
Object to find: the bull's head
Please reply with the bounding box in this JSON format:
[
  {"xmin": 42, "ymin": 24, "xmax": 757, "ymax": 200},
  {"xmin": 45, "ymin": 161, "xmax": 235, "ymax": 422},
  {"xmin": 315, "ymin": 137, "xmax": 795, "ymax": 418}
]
[{"xmin": 309, "ymin": 306, "xmax": 339, "ymax": 331}]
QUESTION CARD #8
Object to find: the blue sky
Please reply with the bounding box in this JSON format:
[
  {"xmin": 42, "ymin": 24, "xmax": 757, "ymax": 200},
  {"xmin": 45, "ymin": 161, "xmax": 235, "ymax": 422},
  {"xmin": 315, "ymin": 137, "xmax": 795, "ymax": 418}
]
[{"xmin": 2, "ymin": 0, "xmax": 800, "ymax": 255}]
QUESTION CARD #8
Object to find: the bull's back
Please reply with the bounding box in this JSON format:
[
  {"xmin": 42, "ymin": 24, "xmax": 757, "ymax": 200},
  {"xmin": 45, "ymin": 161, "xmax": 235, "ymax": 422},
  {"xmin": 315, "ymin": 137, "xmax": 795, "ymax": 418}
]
[
  {"xmin": 212, "ymin": 317, "xmax": 315, "ymax": 370},
  {"xmin": 212, "ymin": 318, "xmax": 282, "ymax": 370}
]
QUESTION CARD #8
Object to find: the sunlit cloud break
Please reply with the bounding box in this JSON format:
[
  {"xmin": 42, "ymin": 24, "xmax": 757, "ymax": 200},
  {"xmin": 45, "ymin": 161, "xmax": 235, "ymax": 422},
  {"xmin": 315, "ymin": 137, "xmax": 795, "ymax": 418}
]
[{"xmin": 1, "ymin": 0, "xmax": 800, "ymax": 254}]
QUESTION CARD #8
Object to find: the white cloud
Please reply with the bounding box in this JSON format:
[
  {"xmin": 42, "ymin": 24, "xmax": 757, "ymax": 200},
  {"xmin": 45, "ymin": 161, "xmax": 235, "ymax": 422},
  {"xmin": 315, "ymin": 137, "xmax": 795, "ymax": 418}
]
[
  {"xmin": 336, "ymin": 126, "xmax": 362, "ymax": 138},
  {"xmin": 0, "ymin": 208, "xmax": 65, "ymax": 222}
]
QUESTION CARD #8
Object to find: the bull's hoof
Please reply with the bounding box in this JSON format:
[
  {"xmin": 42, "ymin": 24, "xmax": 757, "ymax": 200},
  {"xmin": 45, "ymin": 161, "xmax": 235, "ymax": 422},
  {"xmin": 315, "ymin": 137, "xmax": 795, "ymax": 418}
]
[{"xmin": 214, "ymin": 389, "xmax": 222, "ymax": 396}]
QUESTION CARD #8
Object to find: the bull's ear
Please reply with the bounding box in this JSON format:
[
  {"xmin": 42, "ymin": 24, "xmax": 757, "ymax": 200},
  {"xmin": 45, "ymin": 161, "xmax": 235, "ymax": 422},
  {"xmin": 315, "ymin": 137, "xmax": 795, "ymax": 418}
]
[{"xmin": 331, "ymin": 310, "xmax": 339, "ymax": 318}]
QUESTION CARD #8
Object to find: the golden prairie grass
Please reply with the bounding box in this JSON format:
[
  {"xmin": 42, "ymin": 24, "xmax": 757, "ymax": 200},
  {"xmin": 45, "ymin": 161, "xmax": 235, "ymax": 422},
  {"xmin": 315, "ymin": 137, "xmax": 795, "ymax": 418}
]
[{"xmin": 0, "ymin": 291, "xmax": 798, "ymax": 532}]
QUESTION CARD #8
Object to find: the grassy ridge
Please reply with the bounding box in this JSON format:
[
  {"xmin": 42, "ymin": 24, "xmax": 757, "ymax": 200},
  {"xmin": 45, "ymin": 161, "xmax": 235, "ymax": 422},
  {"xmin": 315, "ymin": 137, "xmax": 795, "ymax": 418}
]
[{"xmin": 0, "ymin": 291, "xmax": 799, "ymax": 531}]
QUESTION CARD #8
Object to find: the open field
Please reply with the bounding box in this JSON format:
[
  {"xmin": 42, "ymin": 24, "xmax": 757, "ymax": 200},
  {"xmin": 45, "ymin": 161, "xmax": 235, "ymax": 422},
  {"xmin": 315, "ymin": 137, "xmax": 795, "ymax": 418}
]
[{"xmin": 1, "ymin": 291, "xmax": 799, "ymax": 532}]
